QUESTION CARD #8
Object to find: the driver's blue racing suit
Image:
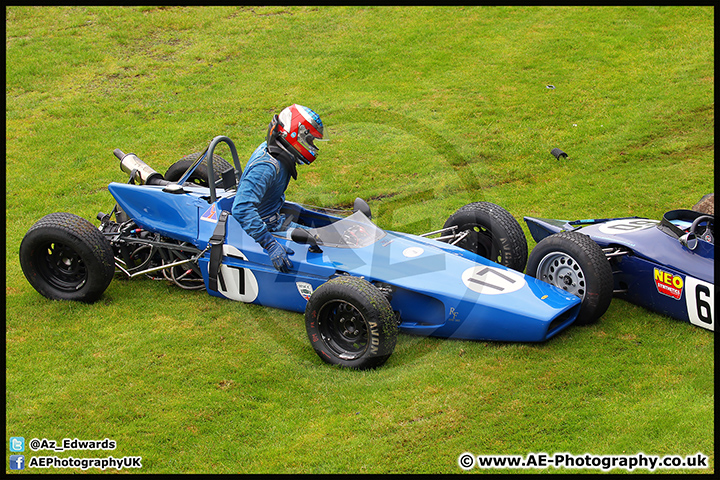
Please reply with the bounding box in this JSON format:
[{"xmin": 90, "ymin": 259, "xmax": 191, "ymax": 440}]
[{"xmin": 231, "ymin": 141, "xmax": 297, "ymax": 272}]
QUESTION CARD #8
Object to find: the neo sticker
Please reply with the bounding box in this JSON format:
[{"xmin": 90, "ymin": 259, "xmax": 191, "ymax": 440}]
[{"xmin": 654, "ymin": 268, "xmax": 683, "ymax": 300}]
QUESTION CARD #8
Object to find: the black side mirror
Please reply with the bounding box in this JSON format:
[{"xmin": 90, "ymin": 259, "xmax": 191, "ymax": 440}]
[
  {"xmin": 353, "ymin": 197, "xmax": 372, "ymax": 219},
  {"xmin": 679, "ymin": 232, "xmax": 698, "ymax": 251},
  {"xmin": 291, "ymin": 228, "xmax": 323, "ymax": 253}
]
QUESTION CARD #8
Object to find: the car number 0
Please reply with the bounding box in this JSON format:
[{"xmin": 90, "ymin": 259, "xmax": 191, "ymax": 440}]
[{"xmin": 598, "ymin": 218, "xmax": 659, "ymax": 234}]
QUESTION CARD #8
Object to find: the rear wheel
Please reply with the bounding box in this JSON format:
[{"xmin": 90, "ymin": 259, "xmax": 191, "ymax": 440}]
[
  {"xmin": 526, "ymin": 231, "xmax": 613, "ymax": 325},
  {"xmin": 443, "ymin": 202, "xmax": 528, "ymax": 272},
  {"xmin": 19, "ymin": 212, "xmax": 115, "ymax": 303},
  {"xmin": 164, "ymin": 152, "xmax": 233, "ymax": 187},
  {"xmin": 305, "ymin": 276, "xmax": 397, "ymax": 370}
]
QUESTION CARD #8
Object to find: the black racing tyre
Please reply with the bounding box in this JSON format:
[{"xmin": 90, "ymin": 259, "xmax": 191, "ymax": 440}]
[
  {"xmin": 443, "ymin": 202, "xmax": 528, "ymax": 272},
  {"xmin": 19, "ymin": 212, "xmax": 115, "ymax": 303},
  {"xmin": 305, "ymin": 276, "xmax": 398, "ymax": 370},
  {"xmin": 164, "ymin": 152, "xmax": 233, "ymax": 187},
  {"xmin": 526, "ymin": 231, "xmax": 613, "ymax": 325}
]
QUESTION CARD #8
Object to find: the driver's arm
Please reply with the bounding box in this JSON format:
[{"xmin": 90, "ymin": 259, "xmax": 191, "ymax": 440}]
[{"xmin": 231, "ymin": 163, "xmax": 293, "ymax": 273}]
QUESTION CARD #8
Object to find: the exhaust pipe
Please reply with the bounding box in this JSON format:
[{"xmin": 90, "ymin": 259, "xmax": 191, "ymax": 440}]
[{"xmin": 113, "ymin": 149, "xmax": 168, "ymax": 186}]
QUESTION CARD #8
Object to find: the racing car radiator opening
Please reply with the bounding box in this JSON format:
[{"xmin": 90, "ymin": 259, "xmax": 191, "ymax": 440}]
[{"xmin": 547, "ymin": 308, "xmax": 579, "ymax": 338}]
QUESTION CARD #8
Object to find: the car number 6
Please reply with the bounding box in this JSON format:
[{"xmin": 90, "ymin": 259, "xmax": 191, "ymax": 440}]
[{"xmin": 685, "ymin": 276, "xmax": 714, "ymax": 331}]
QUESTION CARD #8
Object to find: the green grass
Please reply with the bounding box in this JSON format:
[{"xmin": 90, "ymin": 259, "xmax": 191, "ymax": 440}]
[{"xmin": 6, "ymin": 6, "xmax": 714, "ymax": 474}]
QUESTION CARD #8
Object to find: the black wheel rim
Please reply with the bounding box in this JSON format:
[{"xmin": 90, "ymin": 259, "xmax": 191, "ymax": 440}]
[
  {"xmin": 187, "ymin": 174, "xmax": 208, "ymax": 187},
  {"xmin": 35, "ymin": 241, "xmax": 88, "ymax": 291},
  {"xmin": 317, "ymin": 300, "xmax": 369, "ymax": 361},
  {"xmin": 459, "ymin": 225, "xmax": 502, "ymax": 264}
]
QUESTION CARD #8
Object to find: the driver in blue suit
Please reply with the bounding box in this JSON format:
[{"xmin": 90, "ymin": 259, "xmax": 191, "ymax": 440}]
[{"xmin": 231, "ymin": 104, "xmax": 326, "ymax": 273}]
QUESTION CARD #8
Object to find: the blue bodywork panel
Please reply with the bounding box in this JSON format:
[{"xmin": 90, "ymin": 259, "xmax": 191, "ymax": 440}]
[{"xmin": 109, "ymin": 181, "xmax": 583, "ymax": 343}]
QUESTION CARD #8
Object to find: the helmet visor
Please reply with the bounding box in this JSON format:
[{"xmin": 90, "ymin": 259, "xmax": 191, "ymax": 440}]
[{"xmin": 297, "ymin": 123, "xmax": 329, "ymax": 160}]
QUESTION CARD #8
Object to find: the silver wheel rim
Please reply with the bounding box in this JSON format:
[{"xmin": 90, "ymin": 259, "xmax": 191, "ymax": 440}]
[{"xmin": 536, "ymin": 252, "xmax": 586, "ymax": 299}]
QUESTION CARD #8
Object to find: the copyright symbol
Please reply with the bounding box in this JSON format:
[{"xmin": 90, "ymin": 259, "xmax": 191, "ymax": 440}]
[
  {"xmin": 29, "ymin": 438, "xmax": 41, "ymax": 451},
  {"xmin": 458, "ymin": 452, "xmax": 475, "ymax": 470}
]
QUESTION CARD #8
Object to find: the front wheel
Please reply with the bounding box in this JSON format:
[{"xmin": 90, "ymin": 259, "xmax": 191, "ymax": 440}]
[
  {"xmin": 19, "ymin": 212, "xmax": 115, "ymax": 303},
  {"xmin": 305, "ymin": 276, "xmax": 398, "ymax": 370},
  {"xmin": 526, "ymin": 231, "xmax": 613, "ymax": 325},
  {"xmin": 443, "ymin": 202, "xmax": 528, "ymax": 272}
]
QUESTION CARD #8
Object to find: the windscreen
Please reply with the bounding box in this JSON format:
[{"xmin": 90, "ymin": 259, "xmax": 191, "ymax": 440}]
[{"xmin": 307, "ymin": 211, "xmax": 386, "ymax": 248}]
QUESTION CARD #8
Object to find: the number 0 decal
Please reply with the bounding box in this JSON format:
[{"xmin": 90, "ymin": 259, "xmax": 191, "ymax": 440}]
[
  {"xmin": 598, "ymin": 218, "xmax": 659, "ymax": 235},
  {"xmin": 685, "ymin": 276, "xmax": 714, "ymax": 331},
  {"xmin": 462, "ymin": 265, "xmax": 525, "ymax": 295}
]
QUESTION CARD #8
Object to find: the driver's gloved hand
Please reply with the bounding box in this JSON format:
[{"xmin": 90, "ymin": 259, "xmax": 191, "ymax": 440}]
[{"xmin": 258, "ymin": 232, "xmax": 294, "ymax": 273}]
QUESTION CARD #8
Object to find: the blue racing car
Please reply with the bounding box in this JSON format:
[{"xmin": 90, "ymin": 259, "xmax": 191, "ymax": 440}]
[
  {"xmin": 20, "ymin": 136, "xmax": 586, "ymax": 369},
  {"xmin": 522, "ymin": 207, "xmax": 714, "ymax": 332}
]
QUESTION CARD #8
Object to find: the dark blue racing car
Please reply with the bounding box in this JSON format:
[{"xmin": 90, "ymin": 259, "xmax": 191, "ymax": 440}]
[{"xmin": 523, "ymin": 208, "xmax": 714, "ymax": 332}]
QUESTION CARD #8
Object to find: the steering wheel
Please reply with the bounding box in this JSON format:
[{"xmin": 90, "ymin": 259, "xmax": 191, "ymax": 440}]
[
  {"xmin": 691, "ymin": 215, "xmax": 714, "ymax": 243},
  {"xmin": 681, "ymin": 215, "xmax": 714, "ymax": 249},
  {"xmin": 341, "ymin": 224, "xmax": 370, "ymax": 247}
]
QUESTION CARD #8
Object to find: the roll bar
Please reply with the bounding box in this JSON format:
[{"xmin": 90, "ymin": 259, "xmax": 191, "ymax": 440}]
[
  {"xmin": 203, "ymin": 135, "xmax": 243, "ymax": 203},
  {"xmin": 114, "ymin": 136, "xmax": 243, "ymax": 203}
]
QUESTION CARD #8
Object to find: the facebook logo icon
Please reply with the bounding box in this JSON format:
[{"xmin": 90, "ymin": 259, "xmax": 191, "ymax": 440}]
[{"xmin": 10, "ymin": 455, "xmax": 25, "ymax": 470}]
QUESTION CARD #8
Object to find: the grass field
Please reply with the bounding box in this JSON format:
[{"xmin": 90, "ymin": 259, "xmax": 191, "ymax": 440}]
[{"xmin": 6, "ymin": 6, "xmax": 714, "ymax": 474}]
